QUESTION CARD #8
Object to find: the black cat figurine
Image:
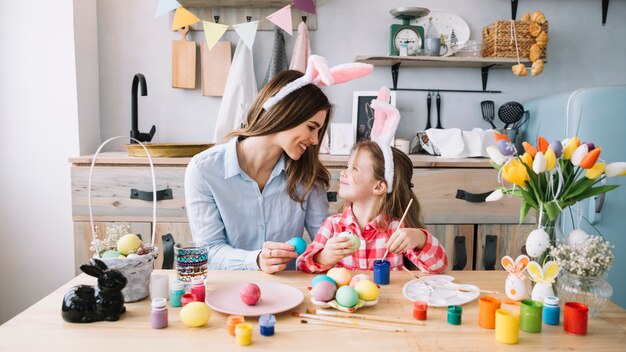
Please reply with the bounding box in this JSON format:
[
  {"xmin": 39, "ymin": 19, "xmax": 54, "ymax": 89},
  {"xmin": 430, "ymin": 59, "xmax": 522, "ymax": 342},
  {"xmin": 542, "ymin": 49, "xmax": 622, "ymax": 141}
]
[{"xmin": 62, "ymin": 258, "xmax": 128, "ymax": 323}]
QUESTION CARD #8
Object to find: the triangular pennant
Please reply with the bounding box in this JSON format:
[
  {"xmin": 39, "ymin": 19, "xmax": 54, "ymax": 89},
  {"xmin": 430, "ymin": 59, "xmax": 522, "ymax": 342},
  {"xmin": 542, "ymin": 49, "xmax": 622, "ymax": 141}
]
[
  {"xmin": 233, "ymin": 21, "xmax": 259, "ymax": 50},
  {"xmin": 202, "ymin": 21, "xmax": 229, "ymax": 51},
  {"xmin": 155, "ymin": 0, "xmax": 180, "ymax": 17},
  {"xmin": 293, "ymin": 0, "xmax": 316, "ymax": 15},
  {"xmin": 266, "ymin": 5, "xmax": 293, "ymax": 36},
  {"xmin": 171, "ymin": 7, "xmax": 200, "ymax": 31}
]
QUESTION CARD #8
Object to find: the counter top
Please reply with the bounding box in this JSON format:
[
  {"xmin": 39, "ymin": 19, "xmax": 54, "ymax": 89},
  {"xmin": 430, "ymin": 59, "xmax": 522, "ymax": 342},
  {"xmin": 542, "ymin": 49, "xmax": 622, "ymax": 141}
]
[{"xmin": 1, "ymin": 270, "xmax": 623, "ymax": 351}]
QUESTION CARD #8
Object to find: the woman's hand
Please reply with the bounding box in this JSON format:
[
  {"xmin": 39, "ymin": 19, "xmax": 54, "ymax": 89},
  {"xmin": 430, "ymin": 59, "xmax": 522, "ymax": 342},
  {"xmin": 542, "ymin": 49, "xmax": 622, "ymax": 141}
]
[
  {"xmin": 313, "ymin": 236, "xmax": 357, "ymax": 267},
  {"xmin": 386, "ymin": 228, "xmax": 427, "ymax": 254},
  {"xmin": 257, "ymin": 241, "xmax": 299, "ymax": 274}
]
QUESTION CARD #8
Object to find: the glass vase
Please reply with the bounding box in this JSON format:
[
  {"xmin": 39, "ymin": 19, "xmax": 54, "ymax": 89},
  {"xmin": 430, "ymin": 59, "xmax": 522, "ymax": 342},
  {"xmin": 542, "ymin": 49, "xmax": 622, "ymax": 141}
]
[
  {"xmin": 531, "ymin": 208, "xmax": 561, "ymax": 265},
  {"xmin": 556, "ymin": 270, "xmax": 613, "ymax": 318}
]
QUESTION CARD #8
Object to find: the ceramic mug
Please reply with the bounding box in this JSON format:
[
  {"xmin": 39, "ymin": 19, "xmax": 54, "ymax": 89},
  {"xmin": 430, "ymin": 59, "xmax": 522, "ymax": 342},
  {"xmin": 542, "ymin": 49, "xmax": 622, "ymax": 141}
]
[{"xmin": 425, "ymin": 38, "xmax": 448, "ymax": 57}]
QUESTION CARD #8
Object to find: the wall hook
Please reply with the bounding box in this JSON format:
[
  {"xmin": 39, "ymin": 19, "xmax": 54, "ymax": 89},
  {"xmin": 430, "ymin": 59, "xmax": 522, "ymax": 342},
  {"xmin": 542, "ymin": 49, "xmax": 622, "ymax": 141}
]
[
  {"xmin": 302, "ymin": 16, "xmax": 307, "ymax": 23},
  {"xmin": 214, "ymin": 15, "xmax": 219, "ymax": 23},
  {"xmin": 246, "ymin": 16, "xmax": 252, "ymax": 22}
]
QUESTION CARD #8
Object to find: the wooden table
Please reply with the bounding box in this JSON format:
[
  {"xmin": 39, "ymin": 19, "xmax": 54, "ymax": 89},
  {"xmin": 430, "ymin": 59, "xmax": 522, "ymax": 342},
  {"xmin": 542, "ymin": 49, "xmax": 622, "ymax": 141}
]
[{"xmin": 1, "ymin": 271, "xmax": 624, "ymax": 351}]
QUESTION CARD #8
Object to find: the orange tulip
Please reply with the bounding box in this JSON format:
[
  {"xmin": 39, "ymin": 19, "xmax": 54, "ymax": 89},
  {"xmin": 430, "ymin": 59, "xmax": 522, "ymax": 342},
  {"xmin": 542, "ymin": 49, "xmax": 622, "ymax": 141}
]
[
  {"xmin": 538, "ymin": 136, "xmax": 549, "ymax": 154},
  {"xmin": 522, "ymin": 142, "xmax": 537, "ymax": 157},
  {"xmin": 580, "ymin": 147, "xmax": 602, "ymax": 169},
  {"xmin": 494, "ymin": 132, "xmax": 512, "ymax": 142}
]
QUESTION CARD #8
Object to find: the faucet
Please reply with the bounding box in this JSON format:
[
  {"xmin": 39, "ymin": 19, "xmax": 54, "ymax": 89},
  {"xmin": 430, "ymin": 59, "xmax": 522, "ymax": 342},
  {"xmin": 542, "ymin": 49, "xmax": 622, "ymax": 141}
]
[{"xmin": 130, "ymin": 73, "xmax": 156, "ymax": 144}]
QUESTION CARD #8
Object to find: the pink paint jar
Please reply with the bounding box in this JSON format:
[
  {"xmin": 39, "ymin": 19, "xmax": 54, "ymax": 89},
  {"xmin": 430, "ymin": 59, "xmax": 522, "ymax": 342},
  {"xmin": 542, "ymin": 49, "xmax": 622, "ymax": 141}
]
[
  {"xmin": 181, "ymin": 293, "xmax": 197, "ymax": 307},
  {"xmin": 150, "ymin": 298, "xmax": 168, "ymax": 329},
  {"xmin": 191, "ymin": 277, "xmax": 206, "ymax": 302}
]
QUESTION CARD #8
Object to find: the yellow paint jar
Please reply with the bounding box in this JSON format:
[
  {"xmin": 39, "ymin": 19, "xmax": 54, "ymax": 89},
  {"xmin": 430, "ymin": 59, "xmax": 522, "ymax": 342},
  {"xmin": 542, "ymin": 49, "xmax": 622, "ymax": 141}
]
[
  {"xmin": 235, "ymin": 323, "xmax": 252, "ymax": 346},
  {"xmin": 495, "ymin": 309, "xmax": 519, "ymax": 344}
]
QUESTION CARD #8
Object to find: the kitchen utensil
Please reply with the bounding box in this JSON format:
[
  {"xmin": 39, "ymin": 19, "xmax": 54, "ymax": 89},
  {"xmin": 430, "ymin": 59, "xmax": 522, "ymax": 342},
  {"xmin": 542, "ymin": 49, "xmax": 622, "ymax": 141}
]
[
  {"xmin": 425, "ymin": 37, "xmax": 448, "ymax": 56},
  {"xmin": 205, "ymin": 282, "xmax": 303, "ymax": 316},
  {"xmin": 415, "ymin": 10, "xmax": 470, "ymax": 47},
  {"xmin": 201, "ymin": 41, "xmax": 231, "ymax": 96},
  {"xmin": 425, "ymin": 91, "xmax": 432, "ymax": 130},
  {"xmin": 481, "ymin": 100, "xmax": 497, "ymax": 129},
  {"xmin": 513, "ymin": 110, "xmax": 530, "ymax": 129},
  {"xmin": 436, "ymin": 91, "xmax": 443, "ymax": 129},
  {"xmin": 172, "ymin": 26, "xmax": 196, "ymax": 89},
  {"xmin": 498, "ymin": 102, "xmax": 525, "ymax": 129}
]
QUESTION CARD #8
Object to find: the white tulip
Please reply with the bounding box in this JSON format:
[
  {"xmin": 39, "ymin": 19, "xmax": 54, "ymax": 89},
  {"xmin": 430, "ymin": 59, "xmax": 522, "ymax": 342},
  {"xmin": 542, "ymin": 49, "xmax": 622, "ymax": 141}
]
[
  {"xmin": 487, "ymin": 145, "xmax": 507, "ymax": 166},
  {"xmin": 533, "ymin": 151, "xmax": 547, "ymax": 173},
  {"xmin": 571, "ymin": 144, "xmax": 589, "ymax": 166},
  {"xmin": 605, "ymin": 162, "xmax": 626, "ymax": 177},
  {"xmin": 486, "ymin": 189, "xmax": 504, "ymax": 202}
]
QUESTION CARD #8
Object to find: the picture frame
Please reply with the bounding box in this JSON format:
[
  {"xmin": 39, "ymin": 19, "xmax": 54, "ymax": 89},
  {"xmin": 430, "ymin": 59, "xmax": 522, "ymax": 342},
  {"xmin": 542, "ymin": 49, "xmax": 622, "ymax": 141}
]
[
  {"xmin": 352, "ymin": 91, "xmax": 397, "ymax": 143},
  {"xmin": 329, "ymin": 123, "xmax": 354, "ymax": 155}
]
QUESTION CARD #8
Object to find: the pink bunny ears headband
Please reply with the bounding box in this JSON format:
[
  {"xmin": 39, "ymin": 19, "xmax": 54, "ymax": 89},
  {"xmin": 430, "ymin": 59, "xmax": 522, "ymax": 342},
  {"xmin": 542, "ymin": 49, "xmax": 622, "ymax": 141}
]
[
  {"xmin": 370, "ymin": 86, "xmax": 401, "ymax": 193},
  {"xmin": 262, "ymin": 55, "xmax": 374, "ymax": 111}
]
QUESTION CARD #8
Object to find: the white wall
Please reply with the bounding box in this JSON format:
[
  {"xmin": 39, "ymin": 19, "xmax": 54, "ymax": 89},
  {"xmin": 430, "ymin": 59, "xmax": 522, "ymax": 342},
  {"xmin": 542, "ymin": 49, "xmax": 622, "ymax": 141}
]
[{"xmin": 0, "ymin": 0, "xmax": 79, "ymax": 324}]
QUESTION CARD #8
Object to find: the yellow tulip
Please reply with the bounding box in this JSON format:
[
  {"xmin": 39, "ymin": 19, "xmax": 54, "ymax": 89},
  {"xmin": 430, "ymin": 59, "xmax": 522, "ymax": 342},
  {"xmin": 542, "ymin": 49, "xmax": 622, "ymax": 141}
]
[
  {"xmin": 502, "ymin": 159, "xmax": 529, "ymax": 187},
  {"xmin": 545, "ymin": 148, "xmax": 557, "ymax": 171},
  {"xmin": 585, "ymin": 162, "xmax": 606, "ymax": 179},
  {"xmin": 563, "ymin": 137, "xmax": 580, "ymax": 160},
  {"xmin": 520, "ymin": 153, "xmax": 533, "ymax": 168}
]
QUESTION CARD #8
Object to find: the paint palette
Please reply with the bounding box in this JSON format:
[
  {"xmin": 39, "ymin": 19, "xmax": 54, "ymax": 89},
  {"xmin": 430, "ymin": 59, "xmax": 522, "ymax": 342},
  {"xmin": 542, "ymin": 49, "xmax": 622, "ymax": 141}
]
[{"xmin": 402, "ymin": 275, "xmax": 479, "ymax": 307}]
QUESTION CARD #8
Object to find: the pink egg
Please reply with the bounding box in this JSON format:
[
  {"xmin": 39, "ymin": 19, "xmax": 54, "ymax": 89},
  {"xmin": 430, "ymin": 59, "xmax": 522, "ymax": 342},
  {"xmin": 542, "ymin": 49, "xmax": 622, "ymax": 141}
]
[
  {"xmin": 240, "ymin": 283, "xmax": 261, "ymax": 306},
  {"xmin": 349, "ymin": 274, "xmax": 370, "ymax": 287},
  {"xmin": 312, "ymin": 280, "xmax": 337, "ymax": 302}
]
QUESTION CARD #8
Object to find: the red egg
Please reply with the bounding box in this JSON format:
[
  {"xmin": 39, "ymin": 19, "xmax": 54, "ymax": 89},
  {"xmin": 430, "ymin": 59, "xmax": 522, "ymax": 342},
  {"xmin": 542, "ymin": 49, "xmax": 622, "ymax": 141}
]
[{"xmin": 240, "ymin": 283, "xmax": 261, "ymax": 306}]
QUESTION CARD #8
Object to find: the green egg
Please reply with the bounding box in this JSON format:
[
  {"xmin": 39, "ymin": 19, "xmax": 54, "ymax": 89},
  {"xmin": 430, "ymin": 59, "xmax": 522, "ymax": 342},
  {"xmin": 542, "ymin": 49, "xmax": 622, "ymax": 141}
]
[
  {"xmin": 102, "ymin": 250, "xmax": 121, "ymax": 258},
  {"xmin": 335, "ymin": 286, "xmax": 359, "ymax": 308}
]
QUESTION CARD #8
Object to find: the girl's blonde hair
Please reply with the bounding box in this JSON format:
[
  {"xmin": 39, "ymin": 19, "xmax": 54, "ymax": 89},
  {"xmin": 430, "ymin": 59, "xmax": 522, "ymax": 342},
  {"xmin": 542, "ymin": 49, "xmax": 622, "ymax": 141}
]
[
  {"xmin": 228, "ymin": 70, "xmax": 332, "ymax": 204},
  {"xmin": 351, "ymin": 141, "xmax": 424, "ymax": 229}
]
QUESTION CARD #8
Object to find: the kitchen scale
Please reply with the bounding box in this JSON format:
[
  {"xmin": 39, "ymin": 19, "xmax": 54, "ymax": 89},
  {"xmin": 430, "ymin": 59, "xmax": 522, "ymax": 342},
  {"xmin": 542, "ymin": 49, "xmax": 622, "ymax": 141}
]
[{"xmin": 389, "ymin": 7, "xmax": 429, "ymax": 56}]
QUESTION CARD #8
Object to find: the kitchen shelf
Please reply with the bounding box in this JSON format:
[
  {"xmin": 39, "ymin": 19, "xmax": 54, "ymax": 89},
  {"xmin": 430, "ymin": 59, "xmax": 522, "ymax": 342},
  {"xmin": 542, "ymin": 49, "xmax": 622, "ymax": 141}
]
[{"xmin": 355, "ymin": 55, "xmax": 538, "ymax": 93}]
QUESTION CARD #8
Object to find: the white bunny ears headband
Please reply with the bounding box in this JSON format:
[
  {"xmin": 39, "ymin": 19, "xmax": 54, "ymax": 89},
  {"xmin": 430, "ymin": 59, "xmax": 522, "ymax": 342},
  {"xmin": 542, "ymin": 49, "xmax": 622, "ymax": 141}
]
[
  {"xmin": 262, "ymin": 55, "xmax": 374, "ymax": 111},
  {"xmin": 370, "ymin": 86, "xmax": 401, "ymax": 193}
]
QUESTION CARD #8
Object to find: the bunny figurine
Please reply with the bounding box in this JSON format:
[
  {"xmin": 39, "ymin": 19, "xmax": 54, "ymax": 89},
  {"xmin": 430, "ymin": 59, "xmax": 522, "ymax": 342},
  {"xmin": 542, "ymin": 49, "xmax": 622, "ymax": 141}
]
[
  {"xmin": 527, "ymin": 261, "xmax": 560, "ymax": 301},
  {"xmin": 62, "ymin": 258, "xmax": 128, "ymax": 323},
  {"xmin": 501, "ymin": 255, "xmax": 530, "ymax": 301}
]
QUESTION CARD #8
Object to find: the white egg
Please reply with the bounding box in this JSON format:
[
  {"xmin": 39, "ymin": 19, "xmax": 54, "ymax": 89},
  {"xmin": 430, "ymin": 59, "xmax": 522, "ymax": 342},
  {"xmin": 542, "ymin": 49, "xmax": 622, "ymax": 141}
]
[
  {"xmin": 505, "ymin": 275, "xmax": 526, "ymax": 301},
  {"xmin": 531, "ymin": 283, "xmax": 554, "ymax": 302},
  {"xmin": 525, "ymin": 228, "xmax": 550, "ymax": 257},
  {"xmin": 567, "ymin": 229, "xmax": 589, "ymax": 248}
]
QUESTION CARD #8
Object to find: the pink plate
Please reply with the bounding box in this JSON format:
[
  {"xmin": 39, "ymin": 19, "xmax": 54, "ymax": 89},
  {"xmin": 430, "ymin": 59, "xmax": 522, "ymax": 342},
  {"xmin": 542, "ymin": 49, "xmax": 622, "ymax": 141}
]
[{"xmin": 205, "ymin": 282, "xmax": 304, "ymax": 316}]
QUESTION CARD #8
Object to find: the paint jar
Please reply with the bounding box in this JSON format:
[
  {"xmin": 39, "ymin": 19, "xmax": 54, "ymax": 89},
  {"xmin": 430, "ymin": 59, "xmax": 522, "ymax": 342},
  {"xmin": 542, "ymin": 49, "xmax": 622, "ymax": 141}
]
[
  {"xmin": 181, "ymin": 293, "xmax": 197, "ymax": 307},
  {"xmin": 259, "ymin": 314, "xmax": 276, "ymax": 336},
  {"xmin": 190, "ymin": 277, "xmax": 206, "ymax": 302},
  {"xmin": 543, "ymin": 296, "xmax": 560, "ymax": 325},
  {"xmin": 520, "ymin": 299, "xmax": 543, "ymax": 333},
  {"xmin": 150, "ymin": 274, "xmax": 169, "ymax": 300},
  {"xmin": 235, "ymin": 323, "xmax": 253, "ymax": 346},
  {"xmin": 227, "ymin": 315, "xmax": 245, "ymax": 336},
  {"xmin": 447, "ymin": 305, "xmax": 462, "ymax": 325},
  {"xmin": 564, "ymin": 302, "xmax": 588, "ymax": 336},
  {"xmin": 150, "ymin": 297, "xmax": 168, "ymax": 329},
  {"xmin": 373, "ymin": 260, "xmax": 390, "ymax": 285},
  {"xmin": 413, "ymin": 301, "xmax": 428, "ymax": 321},
  {"xmin": 479, "ymin": 296, "xmax": 501, "ymax": 329},
  {"xmin": 495, "ymin": 309, "xmax": 519, "ymax": 344},
  {"xmin": 169, "ymin": 280, "xmax": 185, "ymax": 307}
]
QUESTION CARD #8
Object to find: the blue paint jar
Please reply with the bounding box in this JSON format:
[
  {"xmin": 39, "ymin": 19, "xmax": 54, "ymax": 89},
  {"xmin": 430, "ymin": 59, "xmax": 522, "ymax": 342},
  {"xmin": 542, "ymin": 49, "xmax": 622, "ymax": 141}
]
[
  {"xmin": 259, "ymin": 314, "xmax": 276, "ymax": 336},
  {"xmin": 373, "ymin": 260, "xmax": 390, "ymax": 285},
  {"xmin": 169, "ymin": 280, "xmax": 185, "ymax": 307},
  {"xmin": 543, "ymin": 296, "xmax": 560, "ymax": 325}
]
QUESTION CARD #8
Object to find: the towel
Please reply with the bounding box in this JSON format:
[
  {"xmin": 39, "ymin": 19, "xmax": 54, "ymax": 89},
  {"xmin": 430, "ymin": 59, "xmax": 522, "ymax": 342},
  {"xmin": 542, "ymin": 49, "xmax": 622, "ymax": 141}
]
[
  {"xmin": 262, "ymin": 27, "xmax": 288, "ymax": 87},
  {"xmin": 212, "ymin": 39, "xmax": 258, "ymax": 144},
  {"xmin": 425, "ymin": 128, "xmax": 497, "ymax": 158},
  {"xmin": 289, "ymin": 21, "xmax": 311, "ymax": 73}
]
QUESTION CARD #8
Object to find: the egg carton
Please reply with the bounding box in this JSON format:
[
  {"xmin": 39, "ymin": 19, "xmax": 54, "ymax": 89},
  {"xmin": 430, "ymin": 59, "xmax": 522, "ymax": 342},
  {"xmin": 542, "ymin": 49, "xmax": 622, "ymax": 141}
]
[{"xmin": 310, "ymin": 297, "xmax": 379, "ymax": 313}]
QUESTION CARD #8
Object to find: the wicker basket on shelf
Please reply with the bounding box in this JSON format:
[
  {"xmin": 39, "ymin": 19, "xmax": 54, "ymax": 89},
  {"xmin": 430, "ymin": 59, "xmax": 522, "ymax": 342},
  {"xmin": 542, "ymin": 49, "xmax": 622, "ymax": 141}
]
[{"xmin": 482, "ymin": 20, "xmax": 548, "ymax": 58}]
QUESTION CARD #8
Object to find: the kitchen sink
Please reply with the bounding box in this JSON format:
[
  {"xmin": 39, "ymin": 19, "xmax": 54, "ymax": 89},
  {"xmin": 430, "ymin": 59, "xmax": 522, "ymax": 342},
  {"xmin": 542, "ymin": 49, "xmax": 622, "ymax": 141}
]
[{"xmin": 125, "ymin": 143, "xmax": 213, "ymax": 158}]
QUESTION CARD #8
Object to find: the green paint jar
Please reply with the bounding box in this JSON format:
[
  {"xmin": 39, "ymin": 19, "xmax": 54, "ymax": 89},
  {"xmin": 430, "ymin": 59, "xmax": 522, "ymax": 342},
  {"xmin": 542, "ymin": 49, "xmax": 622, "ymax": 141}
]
[
  {"xmin": 447, "ymin": 305, "xmax": 462, "ymax": 325},
  {"xmin": 520, "ymin": 299, "xmax": 543, "ymax": 333}
]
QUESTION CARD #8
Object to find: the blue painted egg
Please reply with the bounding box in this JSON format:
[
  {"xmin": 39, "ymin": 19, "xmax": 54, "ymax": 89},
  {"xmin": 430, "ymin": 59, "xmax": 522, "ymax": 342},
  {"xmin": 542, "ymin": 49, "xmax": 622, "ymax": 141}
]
[
  {"xmin": 496, "ymin": 140, "xmax": 516, "ymax": 156},
  {"xmin": 311, "ymin": 275, "xmax": 337, "ymax": 288},
  {"xmin": 550, "ymin": 140, "xmax": 563, "ymax": 157},
  {"xmin": 286, "ymin": 237, "xmax": 307, "ymax": 255}
]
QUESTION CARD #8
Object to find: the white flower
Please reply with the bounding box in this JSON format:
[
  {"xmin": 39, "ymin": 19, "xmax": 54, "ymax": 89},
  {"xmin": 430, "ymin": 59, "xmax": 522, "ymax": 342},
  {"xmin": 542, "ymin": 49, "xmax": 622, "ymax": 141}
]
[
  {"xmin": 487, "ymin": 145, "xmax": 507, "ymax": 166},
  {"xmin": 571, "ymin": 144, "xmax": 589, "ymax": 166},
  {"xmin": 486, "ymin": 189, "xmax": 504, "ymax": 202},
  {"xmin": 605, "ymin": 162, "xmax": 626, "ymax": 177},
  {"xmin": 533, "ymin": 151, "xmax": 547, "ymax": 173}
]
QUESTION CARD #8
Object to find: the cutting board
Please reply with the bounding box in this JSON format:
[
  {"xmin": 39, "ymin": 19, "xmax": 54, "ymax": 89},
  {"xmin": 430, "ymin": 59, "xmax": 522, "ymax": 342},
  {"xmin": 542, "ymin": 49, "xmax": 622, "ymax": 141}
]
[
  {"xmin": 172, "ymin": 26, "xmax": 196, "ymax": 89},
  {"xmin": 201, "ymin": 41, "xmax": 231, "ymax": 96}
]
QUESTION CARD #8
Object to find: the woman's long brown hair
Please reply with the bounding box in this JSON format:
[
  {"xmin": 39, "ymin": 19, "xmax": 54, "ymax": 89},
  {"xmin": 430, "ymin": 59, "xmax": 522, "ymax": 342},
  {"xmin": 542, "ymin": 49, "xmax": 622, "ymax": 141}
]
[{"xmin": 228, "ymin": 70, "xmax": 332, "ymax": 203}]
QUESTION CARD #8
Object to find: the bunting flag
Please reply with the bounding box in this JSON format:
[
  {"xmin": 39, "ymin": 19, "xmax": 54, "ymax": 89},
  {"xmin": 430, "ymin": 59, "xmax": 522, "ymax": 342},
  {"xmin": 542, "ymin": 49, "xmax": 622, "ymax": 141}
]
[
  {"xmin": 171, "ymin": 7, "xmax": 201, "ymax": 30},
  {"xmin": 155, "ymin": 0, "xmax": 180, "ymax": 17},
  {"xmin": 202, "ymin": 21, "xmax": 229, "ymax": 51},
  {"xmin": 266, "ymin": 5, "xmax": 293, "ymax": 36},
  {"xmin": 293, "ymin": 0, "xmax": 317, "ymax": 15},
  {"xmin": 232, "ymin": 21, "xmax": 259, "ymax": 50}
]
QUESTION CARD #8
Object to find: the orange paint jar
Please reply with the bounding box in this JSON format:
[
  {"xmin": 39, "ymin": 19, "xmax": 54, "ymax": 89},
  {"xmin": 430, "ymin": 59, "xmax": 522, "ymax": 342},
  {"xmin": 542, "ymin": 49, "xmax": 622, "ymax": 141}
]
[
  {"xmin": 479, "ymin": 296, "xmax": 502, "ymax": 329},
  {"xmin": 227, "ymin": 315, "xmax": 245, "ymax": 336}
]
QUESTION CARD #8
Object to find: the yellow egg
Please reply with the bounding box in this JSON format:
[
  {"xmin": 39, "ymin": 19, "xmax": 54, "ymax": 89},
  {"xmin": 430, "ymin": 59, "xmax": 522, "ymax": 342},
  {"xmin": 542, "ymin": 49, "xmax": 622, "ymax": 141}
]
[
  {"xmin": 355, "ymin": 280, "xmax": 379, "ymax": 301},
  {"xmin": 327, "ymin": 268, "xmax": 351, "ymax": 287},
  {"xmin": 180, "ymin": 302, "xmax": 211, "ymax": 327},
  {"xmin": 116, "ymin": 234, "xmax": 142, "ymax": 255}
]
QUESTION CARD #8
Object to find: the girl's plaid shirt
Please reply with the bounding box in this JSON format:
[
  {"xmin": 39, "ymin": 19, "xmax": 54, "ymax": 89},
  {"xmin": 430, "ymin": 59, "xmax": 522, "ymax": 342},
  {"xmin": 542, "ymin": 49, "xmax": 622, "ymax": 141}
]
[{"xmin": 296, "ymin": 207, "xmax": 448, "ymax": 273}]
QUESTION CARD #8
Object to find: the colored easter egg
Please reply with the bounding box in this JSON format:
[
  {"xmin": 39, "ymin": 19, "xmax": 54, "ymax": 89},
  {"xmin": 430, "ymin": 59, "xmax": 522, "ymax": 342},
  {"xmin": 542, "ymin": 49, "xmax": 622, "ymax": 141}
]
[
  {"xmin": 338, "ymin": 231, "xmax": 361, "ymax": 249},
  {"xmin": 354, "ymin": 280, "xmax": 379, "ymax": 301},
  {"xmin": 505, "ymin": 275, "xmax": 526, "ymax": 301},
  {"xmin": 240, "ymin": 283, "xmax": 261, "ymax": 306},
  {"xmin": 349, "ymin": 274, "xmax": 370, "ymax": 287},
  {"xmin": 116, "ymin": 234, "xmax": 142, "ymax": 255},
  {"xmin": 312, "ymin": 275, "xmax": 336, "ymax": 288},
  {"xmin": 327, "ymin": 268, "xmax": 351, "ymax": 287},
  {"xmin": 567, "ymin": 229, "xmax": 589, "ymax": 248},
  {"xmin": 312, "ymin": 280, "xmax": 337, "ymax": 302},
  {"xmin": 335, "ymin": 286, "xmax": 359, "ymax": 308},
  {"xmin": 102, "ymin": 250, "xmax": 122, "ymax": 258},
  {"xmin": 497, "ymin": 140, "xmax": 516, "ymax": 156},
  {"xmin": 180, "ymin": 302, "xmax": 211, "ymax": 327},
  {"xmin": 525, "ymin": 228, "xmax": 550, "ymax": 257},
  {"xmin": 286, "ymin": 237, "xmax": 307, "ymax": 255},
  {"xmin": 550, "ymin": 141, "xmax": 563, "ymax": 158}
]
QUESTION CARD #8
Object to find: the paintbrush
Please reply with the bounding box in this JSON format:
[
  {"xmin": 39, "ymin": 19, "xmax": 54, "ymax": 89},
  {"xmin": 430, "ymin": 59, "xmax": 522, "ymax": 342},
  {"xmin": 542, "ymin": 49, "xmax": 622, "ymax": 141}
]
[
  {"xmin": 307, "ymin": 308, "xmax": 424, "ymax": 326},
  {"xmin": 379, "ymin": 199, "xmax": 414, "ymax": 261},
  {"xmin": 299, "ymin": 318, "xmax": 405, "ymax": 332},
  {"xmin": 292, "ymin": 312, "xmax": 407, "ymax": 332}
]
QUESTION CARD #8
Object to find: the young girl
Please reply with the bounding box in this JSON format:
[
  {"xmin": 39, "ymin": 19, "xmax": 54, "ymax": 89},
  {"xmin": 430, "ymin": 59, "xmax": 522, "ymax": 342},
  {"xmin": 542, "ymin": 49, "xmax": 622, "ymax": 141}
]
[{"xmin": 297, "ymin": 87, "xmax": 448, "ymax": 274}]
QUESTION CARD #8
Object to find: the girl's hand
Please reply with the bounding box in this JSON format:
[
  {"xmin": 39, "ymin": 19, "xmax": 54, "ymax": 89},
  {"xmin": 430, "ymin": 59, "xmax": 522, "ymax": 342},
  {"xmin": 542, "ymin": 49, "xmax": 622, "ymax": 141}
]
[
  {"xmin": 386, "ymin": 228, "xmax": 427, "ymax": 254},
  {"xmin": 314, "ymin": 236, "xmax": 357, "ymax": 267},
  {"xmin": 257, "ymin": 241, "xmax": 299, "ymax": 274}
]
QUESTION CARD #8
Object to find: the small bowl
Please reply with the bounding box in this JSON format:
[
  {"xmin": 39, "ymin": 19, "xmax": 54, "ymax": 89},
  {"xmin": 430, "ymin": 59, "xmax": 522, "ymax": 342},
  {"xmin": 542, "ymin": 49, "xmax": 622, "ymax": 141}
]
[{"xmin": 452, "ymin": 41, "xmax": 482, "ymax": 57}]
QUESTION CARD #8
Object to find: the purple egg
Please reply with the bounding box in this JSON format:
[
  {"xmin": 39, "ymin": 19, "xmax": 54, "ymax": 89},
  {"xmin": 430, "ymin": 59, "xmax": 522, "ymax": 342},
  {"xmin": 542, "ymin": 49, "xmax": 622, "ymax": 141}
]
[
  {"xmin": 550, "ymin": 140, "xmax": 563, "ymax": 158},
  {"xmin": 497, "ymin": 140, "xmax": 516, "ymax": 156},
  {"xmin": 312, "ymin": 280, "xmax": 337, "ymax": 302},
  {"xmin": 585, "ymin": 142, "xmax": 595, "ymax": 151}
]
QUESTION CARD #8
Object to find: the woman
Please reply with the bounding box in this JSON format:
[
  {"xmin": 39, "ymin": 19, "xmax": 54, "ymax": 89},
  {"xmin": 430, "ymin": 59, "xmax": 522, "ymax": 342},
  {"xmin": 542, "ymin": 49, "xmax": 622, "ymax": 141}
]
[{"xmin": 185, "ymin": 58, "xmax": 372, "ymax": 273}]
